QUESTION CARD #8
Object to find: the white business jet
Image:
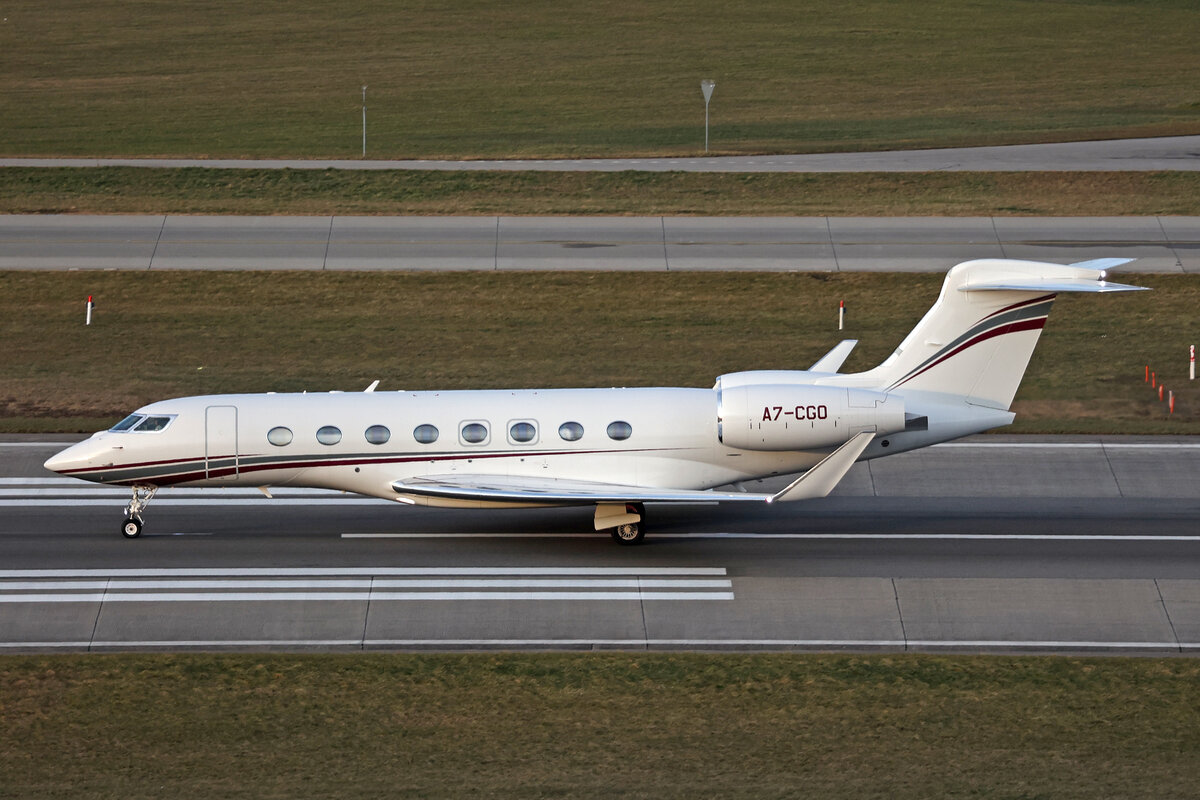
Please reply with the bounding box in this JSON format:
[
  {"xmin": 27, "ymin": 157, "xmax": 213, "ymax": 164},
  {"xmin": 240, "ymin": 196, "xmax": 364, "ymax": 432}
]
[{"xmin": 45, "ymin": 258, "xmax": 1145, "ymax": 543}]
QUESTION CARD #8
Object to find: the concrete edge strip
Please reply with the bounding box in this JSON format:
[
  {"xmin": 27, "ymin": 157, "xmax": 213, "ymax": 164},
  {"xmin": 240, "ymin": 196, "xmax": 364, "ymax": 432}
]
[{"xmin": 0, "ymin": 639, "xmax": 1195, "ymax": 651}]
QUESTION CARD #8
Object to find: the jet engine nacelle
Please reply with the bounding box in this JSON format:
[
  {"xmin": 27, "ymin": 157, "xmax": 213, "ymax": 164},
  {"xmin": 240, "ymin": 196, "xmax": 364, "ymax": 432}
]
[{"xmin": 716, "ymin": 382, "xmax": 905, "ymax": 451}]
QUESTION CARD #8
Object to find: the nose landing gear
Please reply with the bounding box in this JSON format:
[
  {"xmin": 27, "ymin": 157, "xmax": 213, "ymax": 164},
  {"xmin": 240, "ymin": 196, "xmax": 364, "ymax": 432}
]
[{"xmin": 121, "ymin": 485, "xmax": 157, "ymax": 538}]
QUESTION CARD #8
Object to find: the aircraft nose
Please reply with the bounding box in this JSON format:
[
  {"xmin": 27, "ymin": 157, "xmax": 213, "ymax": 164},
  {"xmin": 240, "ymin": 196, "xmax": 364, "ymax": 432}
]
[{"xmin": 43, "ymin": 441, "xmax": 92, "ymax": 475}]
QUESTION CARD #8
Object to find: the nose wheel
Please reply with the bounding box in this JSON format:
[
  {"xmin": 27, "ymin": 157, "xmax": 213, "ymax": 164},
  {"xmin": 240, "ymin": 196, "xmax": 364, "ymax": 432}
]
[{"xmin": 120, "ymin": 485, "xmax": 157, "ymax": 538}]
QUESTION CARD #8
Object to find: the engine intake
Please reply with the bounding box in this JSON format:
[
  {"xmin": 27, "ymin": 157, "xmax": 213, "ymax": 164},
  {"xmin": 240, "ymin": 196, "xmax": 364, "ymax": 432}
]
[{"xmin": 716, "ymin": 382, "xmax": 905, "ymax": 451}]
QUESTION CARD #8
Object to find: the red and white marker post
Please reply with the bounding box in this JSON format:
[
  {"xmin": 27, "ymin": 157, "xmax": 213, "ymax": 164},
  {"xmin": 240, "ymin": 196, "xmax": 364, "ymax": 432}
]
[
  {"xmin": 85, "ymin": 295, "xmax": 93, "ymax": 326},
  {"xmin": 838, "ymin": 300, "xmax": 845, "ymax": 331},
  {"xmin": 1191, "ymin": 345, "xmax": 1195, "ymax": 381}
]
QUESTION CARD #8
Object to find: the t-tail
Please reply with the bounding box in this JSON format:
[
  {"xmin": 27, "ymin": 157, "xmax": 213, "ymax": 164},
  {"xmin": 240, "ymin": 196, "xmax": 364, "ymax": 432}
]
[{"xmin": 844, "ymin": 258, "xmax": 1146, "ymax": 409}]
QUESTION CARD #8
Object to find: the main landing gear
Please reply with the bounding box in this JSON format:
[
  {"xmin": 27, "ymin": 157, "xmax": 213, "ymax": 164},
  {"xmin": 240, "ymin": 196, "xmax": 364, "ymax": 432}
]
[
  {"xmin": 596, "ymin": 502, "xmax": 646, "ymax": 546},
  {"xmin": 121, "ymin": 485, "xmax": 157, "ymax": 538}
]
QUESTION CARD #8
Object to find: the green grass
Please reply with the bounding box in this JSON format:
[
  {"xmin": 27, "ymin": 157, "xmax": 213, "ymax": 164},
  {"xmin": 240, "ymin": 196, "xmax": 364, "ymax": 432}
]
[
  {"xmin": 2, "ymin": 653, "xmax": 1199, "ymax": 799},
  {"xmin": 1, "ymin": 270, "xmax": 1195, "ymax": 434},
  {"xmin": 5, "ymin": 167, "xmax": 1200, "ymax": 216},
  {"xmin": 2, "ymin": 0, "xmax": 1198, "ymax": 158}
]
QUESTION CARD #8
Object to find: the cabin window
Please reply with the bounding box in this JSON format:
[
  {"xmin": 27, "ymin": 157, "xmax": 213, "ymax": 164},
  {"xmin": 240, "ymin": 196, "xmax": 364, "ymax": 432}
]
[
  {"xmin": 110, "ymin": 414, "xmax": 144, "ymax": 432},
  {"xmin": 364, "ymin": 425, "xmax": 391, "ymax": 445},
  {"xmin": 558, "ymin": 421, "xmax": 584, "ymax": 442},
  {"xmin": 508, "ymin": 421, "xmax": 537, "ymax": 444},
  {"xmin": 316, "ymin": 425, "xmax": 342, "ymax": 445},
  {"xmin": 133, "ymin": 415, "xmax": 173, "ymax": 432},
  {"xmin": 460, "ymin": 422, "xmax": 489, "ymax": 445},
  {"xmin": 413, "ymin": 424, "xmax": 439, "ymax": 444},
  {"xmin": 607, "ymin": 421, "xmax": 632, "ymax": 441},
  {"xmin": 267, "ymin": 426, "xmax": 293, "ymax": 447}
]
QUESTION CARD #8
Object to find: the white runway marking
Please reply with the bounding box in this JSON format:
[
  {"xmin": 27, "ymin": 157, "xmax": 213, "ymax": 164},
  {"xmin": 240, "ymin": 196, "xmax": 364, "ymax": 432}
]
[
  {"xmin": 0, "ymin": 578, "xmax": 732, "ymax": 590},
  {"xmin": 339, "ymin": 532, "xmax": 1200, "ymax": 542},
  {"xmin": 0, "ymin": 591, "xmax": 734, "ymax": 603},
  {"xmin": 0, "ymin": 566, "xmax": 726, "ymax": 577},
  {"xmin": 0, "ymin": 567, "xmax": 734, "ymax": 602}
]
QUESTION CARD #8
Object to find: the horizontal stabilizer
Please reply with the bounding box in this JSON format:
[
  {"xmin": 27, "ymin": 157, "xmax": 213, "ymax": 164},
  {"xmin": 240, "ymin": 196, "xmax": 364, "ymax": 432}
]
[
  {"xmin": 1069, "ymin": 258, "xmax": 1135, "ymax": 271},
  {"xmin": 958, "ymin": 278, "xmax": 1146, "ymax": 293},
  {"xmin": 810, "ymin": 340, "xmax": 858, "ymax": 373},
  {"xmin": 956, "ymin": 258, "xmax": 1146, "ymax": 294}
]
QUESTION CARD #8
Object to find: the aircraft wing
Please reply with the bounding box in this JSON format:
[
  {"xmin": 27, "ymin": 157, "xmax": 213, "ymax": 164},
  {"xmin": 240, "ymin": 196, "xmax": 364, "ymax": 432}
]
[
  {"xmin": 392, "ymin": 474, "xmax": 769, "ymax": 504},
  {"xmin": 392, "ymin": 431, "xmax": 875, "ymax": 505}
]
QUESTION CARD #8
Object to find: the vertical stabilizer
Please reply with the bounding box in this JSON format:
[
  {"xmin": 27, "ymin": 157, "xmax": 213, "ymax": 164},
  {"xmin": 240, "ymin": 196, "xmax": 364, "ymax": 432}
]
[{"xmin": 842, "ymin": 259, "xmax": 1145, "ymax": 409}]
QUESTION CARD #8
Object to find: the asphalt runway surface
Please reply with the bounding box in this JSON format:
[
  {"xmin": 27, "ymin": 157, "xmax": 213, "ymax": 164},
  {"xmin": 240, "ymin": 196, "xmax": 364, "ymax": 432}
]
[
  {"xmin": 2, "ymin": 214, "xmax": 1197, "ymax": 272},
  {"xmin": 4, "ymin": 436, "xmax": 1199, "ymax": 654},
  {"xmin": 4, "ymin": 135, "xmax": 1199, "ymax": 171}
]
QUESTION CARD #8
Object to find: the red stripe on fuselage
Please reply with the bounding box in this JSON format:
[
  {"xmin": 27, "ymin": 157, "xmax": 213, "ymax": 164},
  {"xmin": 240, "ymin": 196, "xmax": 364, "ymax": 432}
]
[{"xmin": 83, "ymin": 446, "xmax": 686, "ymax": 486}]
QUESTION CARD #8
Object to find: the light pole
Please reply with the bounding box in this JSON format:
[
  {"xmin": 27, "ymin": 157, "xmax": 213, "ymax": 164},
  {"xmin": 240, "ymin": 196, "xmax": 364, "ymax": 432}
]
[
  {"xmin": 361, "ymin": 85, "xmax": 367, "ymax": 157},
  {"xmin": 700, "ymin": 80, "xmax": 715, "ymax": 153}
]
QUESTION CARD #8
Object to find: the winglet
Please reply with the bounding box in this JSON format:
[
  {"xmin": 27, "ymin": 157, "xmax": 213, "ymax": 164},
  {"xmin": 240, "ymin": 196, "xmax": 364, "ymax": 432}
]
[
  {"xmin": 768, "ymin": 430, "xmax": 874, "ymax": 503},
  {"xmin": 810, "ymin": 340, "xmax": 858, "ymax": 373}
]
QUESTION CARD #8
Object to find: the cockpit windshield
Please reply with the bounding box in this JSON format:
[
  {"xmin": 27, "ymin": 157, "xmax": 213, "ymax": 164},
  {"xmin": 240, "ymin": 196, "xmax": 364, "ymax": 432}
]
[
  {"xmin": 110, "ymin": 414, "xmax": 144, "ymax": 432},
  {"xmin": 109, "ymin": 414, "xmax": 175, "ymax": 433}
]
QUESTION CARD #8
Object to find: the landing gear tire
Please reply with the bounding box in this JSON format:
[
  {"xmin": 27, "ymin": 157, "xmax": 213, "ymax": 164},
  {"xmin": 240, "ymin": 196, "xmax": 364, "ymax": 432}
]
[
  {"xmin": 120, "ymin": 485, "xmax": 157, "ymax": 539},
  {"xmin": 610, "ymin": 523, "xmax": 644, "ymax": 546}
]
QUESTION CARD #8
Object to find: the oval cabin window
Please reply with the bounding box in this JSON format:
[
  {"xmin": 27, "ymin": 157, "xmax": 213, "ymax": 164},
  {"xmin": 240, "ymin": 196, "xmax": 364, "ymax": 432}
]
[
  {"xmin": 316, "ymin": 426, "xmax": 342, "ymax": 446},
  {"xmin": 461, "ymin": 423, "xmax": 489, "ymax": 444},
  {"xmin": 606, "ymin": 421, "xmax": 632, "ymax": 441},
  {"xmin": 558, "ymin": 421, "xmax": 584, "ymax": 442},
  {"xmin": 413, "ymin": 424, "xmax": 439, "ymax": 444},
  {"xmin": 509, "ymin": 421, "xmax": 536, "ymax": 443},
  {"xmin": 364, "ymin": 425, "xmax": 391, "ymax": 445},
  {"xmin": 267, "ymin": 426, "xmax": 293, "ymax": 447}
]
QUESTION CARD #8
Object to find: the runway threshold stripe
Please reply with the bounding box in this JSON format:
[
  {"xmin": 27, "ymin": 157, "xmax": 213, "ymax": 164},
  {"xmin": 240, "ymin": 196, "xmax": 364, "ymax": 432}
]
[
  {"xmin": 0, "ymin": 579, "xmax": 732, "ymax": 590},
  {"xmin": 0, "ymin": 567, "xmax": 727, "ymax": 577},
  {"xmin": 0, "ymin": 639, "xmax": 1194, "ymax": 651},
  {"xmin": 0, "ymin": 591, "xmax": 734, "ymax": 602}
]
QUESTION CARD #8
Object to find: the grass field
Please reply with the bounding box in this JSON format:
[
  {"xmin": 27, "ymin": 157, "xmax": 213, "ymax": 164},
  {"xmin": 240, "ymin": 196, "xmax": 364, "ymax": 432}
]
[
  {"xmin": 2, "ymin": 0, "xmax": 1198, "ymax": 159},
  {"xmin": 2, "ymin": 270, "xmax": 1195, "ymax": 434},
  {"xmin": 4, "ymin": 167, "xmax": 1200, "ymax": 216},
  {"xmin": 2, "ymin": 653, "xmax": 1198, "ymax": 799}
]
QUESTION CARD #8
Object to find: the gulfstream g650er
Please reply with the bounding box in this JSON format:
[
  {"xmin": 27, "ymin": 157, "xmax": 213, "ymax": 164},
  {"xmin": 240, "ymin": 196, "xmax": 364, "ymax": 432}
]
[{"xmin": 45, "ymin": 258, "xmax": 1145, "ymax": 543}]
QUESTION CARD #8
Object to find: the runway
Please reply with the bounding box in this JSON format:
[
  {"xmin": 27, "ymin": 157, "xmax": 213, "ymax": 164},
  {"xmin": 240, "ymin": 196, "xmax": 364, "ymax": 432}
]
[
  {"xmin": 4, "ymin": 135, "xmax": 1200, "ymax": 171},
  {"xmin": 2, "ymin": 214, "xmax": 1197, "ymax": 272},
  {"xmin": 4, "ymin": 436, "xmax": 1200, "ymax": 654}
]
